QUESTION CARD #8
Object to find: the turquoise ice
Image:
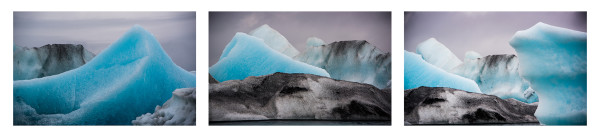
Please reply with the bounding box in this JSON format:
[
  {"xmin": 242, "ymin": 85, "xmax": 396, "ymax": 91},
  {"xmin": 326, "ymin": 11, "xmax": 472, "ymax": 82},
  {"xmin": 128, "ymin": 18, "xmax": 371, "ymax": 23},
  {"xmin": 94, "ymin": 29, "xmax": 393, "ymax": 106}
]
[
  {"xmin": 510, "ymin": 22, "xmax": 587, "ymax": 125},
  {"xmin": 404, "ymin": 50, "xmax": 481, "ymax": 93},
  {"xmin": 416, "ymin": 38, "xmax": 538, "ymax": 103},
  {"xmin": 209, "ymin": 32, "xmax": 330, "ymax": 82},
  {"xmin": 13, "ymin": 25, "xmax": 196, "ymax": 125}
]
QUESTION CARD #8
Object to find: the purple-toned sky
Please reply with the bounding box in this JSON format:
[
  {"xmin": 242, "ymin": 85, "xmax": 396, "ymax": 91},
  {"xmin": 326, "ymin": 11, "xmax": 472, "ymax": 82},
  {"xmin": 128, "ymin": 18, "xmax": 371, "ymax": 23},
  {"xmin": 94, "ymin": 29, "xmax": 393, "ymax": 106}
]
[
  {"xmin": 405, "ymin": 12, "xmax": 586, "ymax": 59},
  {"xmin": 14, "ymin": 12, "xmax": 196, "ymax": 71},
  {"xmin": 209, "ymin": 12, "xmax": 391, "ymax": 66}
]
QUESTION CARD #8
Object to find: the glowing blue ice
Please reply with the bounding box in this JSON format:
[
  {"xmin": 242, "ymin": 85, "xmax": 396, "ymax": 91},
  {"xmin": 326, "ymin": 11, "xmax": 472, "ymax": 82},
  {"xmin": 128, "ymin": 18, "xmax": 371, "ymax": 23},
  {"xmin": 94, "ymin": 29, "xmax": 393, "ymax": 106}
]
[
  {"xmin": 209, "ymin": 33, "xmax": 330, "ymax": 82},
  {"xmin": 510, "ymin": 22, "xmax": 587, "ymax": 125},
  {"xmin": 416, "ymin": 38, "xmax": 537, "ymax": 103},
  {"xmin": 13, "ymin": 25, "xmax": 196, "ymax": 125},
  {"xmin": 404, "ymin": 50, "xmax": 481, "ymax": 93}
]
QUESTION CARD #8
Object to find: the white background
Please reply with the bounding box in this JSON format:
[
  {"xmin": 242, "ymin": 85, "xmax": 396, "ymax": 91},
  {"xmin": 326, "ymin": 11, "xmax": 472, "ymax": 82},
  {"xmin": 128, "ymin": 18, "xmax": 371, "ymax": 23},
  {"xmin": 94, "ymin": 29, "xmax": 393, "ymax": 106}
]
[{"xmin": 1, "ymin": 0, "xmax": 597, "ymax": 137}]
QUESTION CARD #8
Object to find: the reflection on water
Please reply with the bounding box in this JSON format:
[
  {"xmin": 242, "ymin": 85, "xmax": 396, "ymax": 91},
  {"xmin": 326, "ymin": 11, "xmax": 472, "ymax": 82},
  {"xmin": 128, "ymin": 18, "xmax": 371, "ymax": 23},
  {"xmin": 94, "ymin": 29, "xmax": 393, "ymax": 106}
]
[
  {"xmin": 210, "ymin": 120, "xmax": 391, "ymax": 126},
  {"xmin": 405, "ymin": 122, "xmax": 541, "ymax": 126}
]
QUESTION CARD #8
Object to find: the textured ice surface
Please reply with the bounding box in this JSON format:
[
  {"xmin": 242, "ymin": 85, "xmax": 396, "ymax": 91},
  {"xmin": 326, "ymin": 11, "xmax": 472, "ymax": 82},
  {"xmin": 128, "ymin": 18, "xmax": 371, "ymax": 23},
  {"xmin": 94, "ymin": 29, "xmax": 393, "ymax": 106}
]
[
  {"xmin": 133, "ymin": 88, "xmax": 195, "ymax": 125},
  {"xmin": 209, "ymin": 32, "xmax": 330, "ymax": 82},
  {"xmin": 13, "ymin": 44, "xmax": 95, "ymax": 80},
  {"xmin": 416, "ymin": 38, "xmax": 462, "ymax": 71},
  {"xmin": 13, "ymin": 25, "xmax": 196, "ymax": 125},
  {"xmin": 295, "ymin": 40, "xmax": 391, "ymax": 89},
  {"xmin": 306, "ymin": 37, "xmax": 325, "ymax": 47},
  {"xmin": 405, "ymin": 50, "xmax": 481, "ymax": 93},
  {"xmin": 210, "ymin": 72, "xmax": 390, "ymax": 122},
  {"xmin": 509, "ymin": 22, "xmax": 587, "ymax": 125},
  {"xmin": 405, "ymin": 87, "xmax": 538, "ymax": 125},
  {"xmin": 451, "ymin": 54, "xmax": 538, "ymax": 103},
  {"xmin": 249, "ymin": 24, "xmax": 299, "ymax": 57}
]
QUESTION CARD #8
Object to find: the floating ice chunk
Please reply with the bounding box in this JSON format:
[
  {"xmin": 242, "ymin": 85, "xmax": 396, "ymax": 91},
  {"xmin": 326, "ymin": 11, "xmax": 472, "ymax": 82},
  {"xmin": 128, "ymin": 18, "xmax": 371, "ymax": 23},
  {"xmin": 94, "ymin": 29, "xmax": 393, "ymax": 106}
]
[
  {"xmin": 306, "ymin": 37, "xmax": 325, "ymax": 47},
  {"xmin": 13, "ymin": 25, "xmax": 196, "ymax": 125},
  {"xmin": 295, "ymin": 40, "xmax": 391, "ymax": 89},
  {"xmin": 249, "ymin": 24, "xmax": 299, "ymax": 57},
  {"xmin": 416, "ymin": 38, "xmax": 462, "ymax": 71},
  {"xmin": 451, "ymin": 54, "xmax": 538, "ymax": 103},
  {"xmin": 133, "ymin": 88, "xmax": 196, "ymax": 125},
  {"xmin": 210, "ymin": 33, "xmax": 330, "ymax": 82},
  {"xmin": 404, "ymin": 50, "xmax": 481, "ymax": 93},
  {"xmin": 509, "ymin": 22, "xmax": 587, "ymax": 125},
  {"xmin": 13, "ymin": 44, "xmax": 95, "ymax": 80}
]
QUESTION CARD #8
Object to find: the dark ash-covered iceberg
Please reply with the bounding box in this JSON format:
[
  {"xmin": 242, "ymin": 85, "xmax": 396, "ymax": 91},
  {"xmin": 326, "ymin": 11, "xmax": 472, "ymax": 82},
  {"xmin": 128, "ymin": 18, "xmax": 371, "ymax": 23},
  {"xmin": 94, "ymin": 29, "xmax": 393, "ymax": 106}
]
[
  {"xmin": 295, "ymin": 40, "xmax": 391, "ymax": 89},
  {"xmin": 405, "ymin": 86, "xmax": 538, "ymax": 125},
  {"xmin": 210, "ymin": 72, "xmax": 390, "ymax": 122},
  {"xmin": 13, "ymin": 44, "xmax": 95, "ymax": 80}
]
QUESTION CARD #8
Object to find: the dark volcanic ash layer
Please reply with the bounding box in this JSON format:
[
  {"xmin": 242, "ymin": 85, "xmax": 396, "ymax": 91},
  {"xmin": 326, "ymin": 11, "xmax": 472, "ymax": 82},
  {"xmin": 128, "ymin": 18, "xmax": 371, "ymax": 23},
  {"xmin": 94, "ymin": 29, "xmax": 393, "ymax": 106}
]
[
  {"xmin": 13, "ymin": 44, "xmax": 95, "ymax": 80},
  {"xmin": 405, "ymin": 86, "xmax": 538, "ymax": 125},
  {"xmin": 210, "ymin": 72, "xmax": 391, "ymax": 121}
]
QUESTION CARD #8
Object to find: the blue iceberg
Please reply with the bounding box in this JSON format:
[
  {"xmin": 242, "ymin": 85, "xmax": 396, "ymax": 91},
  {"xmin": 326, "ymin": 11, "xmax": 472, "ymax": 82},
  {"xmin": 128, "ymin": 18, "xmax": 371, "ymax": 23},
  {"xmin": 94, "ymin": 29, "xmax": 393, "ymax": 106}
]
[
  {"xmin": 415, "ymin": 38, "xmax": 537, "ymax": 103},
  {"xmin": 209, "ymin": 32, "xmax": 330, "ymax": 82},
  {"xmin": 404, "ymin": 50, "xmax": 481, "ymax": 93},
  {"xmin": 509, "ymin": 22, "xmax": 587, "ymax": 125},
  {"xmin": 13, "ymin": 25, "xmax": 196, "ymax": 125}
]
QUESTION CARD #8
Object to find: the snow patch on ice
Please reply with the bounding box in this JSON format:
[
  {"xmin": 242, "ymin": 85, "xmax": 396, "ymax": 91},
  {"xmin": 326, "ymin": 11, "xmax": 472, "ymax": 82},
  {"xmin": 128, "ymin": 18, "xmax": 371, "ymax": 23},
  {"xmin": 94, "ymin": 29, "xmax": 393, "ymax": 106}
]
[
  {"xmin": 249, "ymin": 24, "xmax": 299, "ymax": 57},
  {"xmin": 306, "ymin": 37, "xmax": 325, "ymax": 47},
  {"xmin": 416, "ymin": 38, "xmax": 462, "ymax": 71},
  {"xmin": 132, "ymin": 88, "xmax": 196, "ymax": 125}
]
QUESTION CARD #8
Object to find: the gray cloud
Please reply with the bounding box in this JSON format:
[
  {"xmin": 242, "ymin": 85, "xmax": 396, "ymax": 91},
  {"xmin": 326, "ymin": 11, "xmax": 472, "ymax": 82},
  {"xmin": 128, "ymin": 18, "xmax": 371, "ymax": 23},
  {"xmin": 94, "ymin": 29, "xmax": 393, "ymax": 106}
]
[
  {"xmin": 404, "ymin": 12, "xmax": 586, "ymax": 59},
  {"xmin": 209, "ymin": 12, "xmax": 391, "ymax": 66},
  {"xmin": 14, "ymin": 12, "xmax": 196, "ymax": 71}
]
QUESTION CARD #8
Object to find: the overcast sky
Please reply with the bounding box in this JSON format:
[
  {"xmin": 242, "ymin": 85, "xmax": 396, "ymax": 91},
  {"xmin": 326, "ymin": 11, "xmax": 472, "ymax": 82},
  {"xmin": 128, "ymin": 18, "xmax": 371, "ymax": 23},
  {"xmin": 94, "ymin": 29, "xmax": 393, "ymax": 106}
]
[
  {"xmin": 14, "ymin": 12, "xmax": 196, "ymax": 71},
  {"xmin": 405, "ymin": 12, "xmax": 586, "ymax": 59},
  {"xmin": 209, "ymin": 12, "xmax": 391, "ymax": 66}
]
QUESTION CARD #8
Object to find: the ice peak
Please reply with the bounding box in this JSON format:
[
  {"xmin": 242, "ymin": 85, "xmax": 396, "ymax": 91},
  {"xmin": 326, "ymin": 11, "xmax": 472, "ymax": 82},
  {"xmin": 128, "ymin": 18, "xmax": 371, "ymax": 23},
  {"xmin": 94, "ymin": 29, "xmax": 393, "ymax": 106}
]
[
  {"xmin": 416, "ymin": 38, "xmax": 462, "ymax": 71},
  {"xmin": 248, "ymin": 24, "xmax": 299, "ymax": 57},
  {"xmin": 257, "ymin": 24, "xmax": 272, "ymax": 29},
  {"xmin": 425, "ymin": 37, "xmax": 438, "ymax": 42},
  {"xmin": 306, "ymin": 37, "xmax": 325, "ymax": 47},
  {"xmin": 464, "ymin": 51, "xmax": 481, "ymax": 60},
  {"xmin": 250, "ymin": 24, "xmax": 277, "ymax": 35},
  {"xmin": 86, "ymin": 25, "xmax": 173, "ymax": 69}
]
